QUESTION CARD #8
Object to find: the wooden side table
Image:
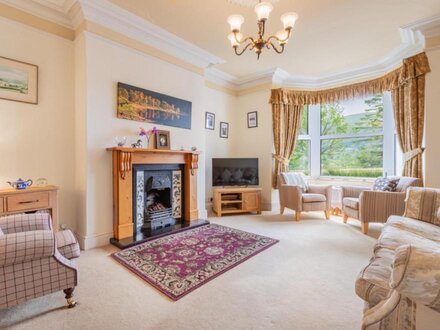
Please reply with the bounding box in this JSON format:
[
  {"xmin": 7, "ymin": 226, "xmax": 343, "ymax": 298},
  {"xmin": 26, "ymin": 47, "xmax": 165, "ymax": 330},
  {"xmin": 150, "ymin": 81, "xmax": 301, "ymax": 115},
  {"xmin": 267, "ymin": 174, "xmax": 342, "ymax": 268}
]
[{"xmin": 0, "ymin": 185, "xmax": 59, "ymax": 230}]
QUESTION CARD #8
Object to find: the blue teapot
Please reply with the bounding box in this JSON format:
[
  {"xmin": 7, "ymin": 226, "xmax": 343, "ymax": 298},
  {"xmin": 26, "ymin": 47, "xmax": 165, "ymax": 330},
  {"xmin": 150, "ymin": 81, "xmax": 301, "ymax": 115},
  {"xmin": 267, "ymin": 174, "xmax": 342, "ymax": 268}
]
[{"xmin": 7, "ymin": 178, "xmax": 33, "ymax": 190}]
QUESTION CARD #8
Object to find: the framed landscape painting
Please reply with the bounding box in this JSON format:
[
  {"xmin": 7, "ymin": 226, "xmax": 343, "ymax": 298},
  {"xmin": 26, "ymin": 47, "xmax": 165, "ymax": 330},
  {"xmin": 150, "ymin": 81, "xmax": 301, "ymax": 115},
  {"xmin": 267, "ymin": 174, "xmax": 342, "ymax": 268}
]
[
  {"xmin": 0, "ymin": 56, "xmax": 38, "ymax": 104},
  {"xmin": 117, "ymin": 82, "xmax": 192, "ymax": 129}
]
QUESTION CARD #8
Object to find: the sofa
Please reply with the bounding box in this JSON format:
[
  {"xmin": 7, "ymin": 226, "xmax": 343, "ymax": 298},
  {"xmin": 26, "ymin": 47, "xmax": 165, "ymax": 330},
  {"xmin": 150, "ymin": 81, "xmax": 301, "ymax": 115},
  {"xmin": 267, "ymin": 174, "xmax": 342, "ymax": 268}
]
[
  {"xmin": 278, "ymin": 172, "xmax": 332, "ymax": 221},
  {"xmin": 0, "ymin": 213, "xmax": 80, "ymax": 309},
  {"xmin": 356, "ymin": 187, "xmax": 440, "ymax": 329},
  {"xmin": 341, "ymin": 176, "xmax": 422, "ymax": 234}
]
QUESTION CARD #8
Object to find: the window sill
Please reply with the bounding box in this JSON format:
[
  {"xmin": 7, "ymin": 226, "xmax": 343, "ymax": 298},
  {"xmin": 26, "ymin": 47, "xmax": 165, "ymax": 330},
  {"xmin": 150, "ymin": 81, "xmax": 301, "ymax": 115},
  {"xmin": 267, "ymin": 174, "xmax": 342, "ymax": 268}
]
[{"xmin": 307, "ymin": 176, "xmax": 375, "ymax": 187}]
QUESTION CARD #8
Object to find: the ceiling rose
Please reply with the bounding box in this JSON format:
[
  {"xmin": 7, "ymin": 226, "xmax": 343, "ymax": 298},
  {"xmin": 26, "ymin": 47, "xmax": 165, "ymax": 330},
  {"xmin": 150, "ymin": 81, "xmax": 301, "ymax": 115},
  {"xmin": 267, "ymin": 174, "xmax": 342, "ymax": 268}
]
[{"xmin": 228, "ymin": 0, "xmax": 279, "ymax": 8}]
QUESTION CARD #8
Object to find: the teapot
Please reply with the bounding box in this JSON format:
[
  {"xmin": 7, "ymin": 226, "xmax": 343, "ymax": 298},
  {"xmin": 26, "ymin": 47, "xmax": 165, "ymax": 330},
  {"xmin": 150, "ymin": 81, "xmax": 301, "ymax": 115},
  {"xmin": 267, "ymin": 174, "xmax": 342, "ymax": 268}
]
[{"xmin": 7, "ymin": 178, "xmax": 33, "ymax": 190}]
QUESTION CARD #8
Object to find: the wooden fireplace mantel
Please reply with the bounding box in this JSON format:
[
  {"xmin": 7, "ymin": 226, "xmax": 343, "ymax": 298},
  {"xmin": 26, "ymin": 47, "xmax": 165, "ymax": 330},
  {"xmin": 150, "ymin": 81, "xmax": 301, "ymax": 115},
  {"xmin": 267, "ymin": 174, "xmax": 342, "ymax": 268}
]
[{"xmin": 107, "ymin": 147, "xmax": 201, "ymax": 240}]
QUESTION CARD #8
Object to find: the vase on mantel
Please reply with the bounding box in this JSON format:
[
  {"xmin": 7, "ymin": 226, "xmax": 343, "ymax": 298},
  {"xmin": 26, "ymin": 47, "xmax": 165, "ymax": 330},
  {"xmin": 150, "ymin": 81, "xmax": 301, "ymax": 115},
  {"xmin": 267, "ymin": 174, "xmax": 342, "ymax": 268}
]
[{"xmin": 139, "ymin": 127, "xmax": 158, "ymax": 149}]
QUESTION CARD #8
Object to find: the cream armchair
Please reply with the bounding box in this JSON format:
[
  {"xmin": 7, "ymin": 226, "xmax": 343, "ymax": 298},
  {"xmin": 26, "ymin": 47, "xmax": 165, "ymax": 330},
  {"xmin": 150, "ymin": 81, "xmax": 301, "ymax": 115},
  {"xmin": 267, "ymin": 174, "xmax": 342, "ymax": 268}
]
[
  {"xmin": 341, "ymin": 176, "xmax": 422, "ymax": 234},
  {"xmin": 0, "ymin": 213, "xmax": 80, "ymax": 310},
  {"xmin": 278, "ymin": 173, "xmax": 332, "ymax": 221}
]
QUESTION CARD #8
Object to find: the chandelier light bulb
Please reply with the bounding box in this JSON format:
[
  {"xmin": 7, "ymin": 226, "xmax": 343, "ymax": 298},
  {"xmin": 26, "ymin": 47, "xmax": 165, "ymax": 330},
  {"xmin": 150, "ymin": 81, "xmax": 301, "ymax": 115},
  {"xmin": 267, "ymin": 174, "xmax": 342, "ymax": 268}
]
[
  {"xmin": 281, "ymin": 12, "xmax": 298, "ymax": 29},
  {"xmin": 228, "ymin": 32, "xmax": 243, "ymax": 47},
  {"xmin": 254, "ymin": 2, "xmax": 273, "ymax": 21},
  {"xmin": 227, "ymin": 15, "xmax": 245, "ymax": 32}
]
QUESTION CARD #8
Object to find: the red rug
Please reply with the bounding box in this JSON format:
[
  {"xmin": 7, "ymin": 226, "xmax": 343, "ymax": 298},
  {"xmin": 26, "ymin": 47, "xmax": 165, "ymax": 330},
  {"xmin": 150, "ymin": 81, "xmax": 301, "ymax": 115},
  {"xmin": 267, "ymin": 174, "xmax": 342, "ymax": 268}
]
[{"xmin": 112, "ymin": 224, "xmax": 278, "ymax": 300}]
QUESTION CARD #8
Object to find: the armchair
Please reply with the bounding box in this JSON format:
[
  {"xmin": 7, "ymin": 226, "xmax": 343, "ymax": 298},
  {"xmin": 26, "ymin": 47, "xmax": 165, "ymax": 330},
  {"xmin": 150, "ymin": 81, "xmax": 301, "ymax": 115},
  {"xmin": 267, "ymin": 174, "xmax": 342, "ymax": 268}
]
[
  {"xmin": 278, "ymin": 173, "xmax": 332, "ymax": 221},
  {"xmin": 341, "ymin": 176, "xmax": 422, "ymax": 234},
  {"xmin": 0, "ymin": 213, "xmax": 79, "ymax": 310}
]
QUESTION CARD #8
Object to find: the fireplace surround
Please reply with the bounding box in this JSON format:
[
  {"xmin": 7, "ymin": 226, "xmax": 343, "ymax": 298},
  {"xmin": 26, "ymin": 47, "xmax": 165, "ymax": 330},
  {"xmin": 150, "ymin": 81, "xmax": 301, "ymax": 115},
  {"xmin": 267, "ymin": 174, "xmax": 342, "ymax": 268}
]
[{"xmin": 107, "ymin": 147, "xmax": 208, "ymax": 248}]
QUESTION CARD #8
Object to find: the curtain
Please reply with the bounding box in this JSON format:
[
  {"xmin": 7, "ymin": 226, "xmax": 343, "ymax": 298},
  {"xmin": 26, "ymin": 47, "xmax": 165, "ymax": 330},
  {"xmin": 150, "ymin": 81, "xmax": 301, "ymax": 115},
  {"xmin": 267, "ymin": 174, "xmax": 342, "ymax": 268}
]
[
  {"xmin": 270, "ymin": 52, "xmax": 430, "ymax": 186},
  {"xmin": 391, "ymin": 53, "xmax": 430, "ymax": 180},
  {"xmin": 272, "ymin": 104, "xmax": 303, "ymax": 188}
]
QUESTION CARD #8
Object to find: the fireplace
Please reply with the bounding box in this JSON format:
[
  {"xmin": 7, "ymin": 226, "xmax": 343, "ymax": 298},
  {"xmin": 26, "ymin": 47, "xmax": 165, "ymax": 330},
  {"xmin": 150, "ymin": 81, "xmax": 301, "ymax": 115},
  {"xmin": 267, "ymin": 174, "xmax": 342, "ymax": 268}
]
[
  {"xmin": 107, "ymin": 147, "xmax": 208, "ymax": 249},
  {"xmin": 133, "ymin": 165, "xmax": 183, "ymax": 237}
]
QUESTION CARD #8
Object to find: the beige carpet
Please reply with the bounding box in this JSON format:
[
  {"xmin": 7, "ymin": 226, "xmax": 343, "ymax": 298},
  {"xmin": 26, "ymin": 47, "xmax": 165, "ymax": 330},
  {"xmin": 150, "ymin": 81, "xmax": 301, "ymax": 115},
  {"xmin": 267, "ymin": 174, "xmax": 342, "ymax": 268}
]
[{"xmin": 0, "ymin": 211, "xmax": 379, "ymax": 330}]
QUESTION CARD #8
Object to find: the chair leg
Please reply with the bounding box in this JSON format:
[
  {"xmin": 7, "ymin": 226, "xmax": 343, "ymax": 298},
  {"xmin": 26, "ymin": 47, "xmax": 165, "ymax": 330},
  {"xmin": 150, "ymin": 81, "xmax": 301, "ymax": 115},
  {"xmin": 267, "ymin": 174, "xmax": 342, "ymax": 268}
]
[
  {"xmin": 63, "ymin": 287, "xmax": 77, "ymax": 308},
  {"xmin": 343, "ymin": 214, "xmax": 348, "ymax": 224},
  {"xmin": 295, "ymin": 211, "xmax": 301, "ymax": 221},
  {"xmin": 280, "ymin": 206, "xmax": 285, "ymax": 215},
  {"xmin": 324, "ymin": 210, "xmax": 330, "ymax": 220},
  {"xmin": 361, "ymin": 222, "xmax": 369, "ymax": 235}
]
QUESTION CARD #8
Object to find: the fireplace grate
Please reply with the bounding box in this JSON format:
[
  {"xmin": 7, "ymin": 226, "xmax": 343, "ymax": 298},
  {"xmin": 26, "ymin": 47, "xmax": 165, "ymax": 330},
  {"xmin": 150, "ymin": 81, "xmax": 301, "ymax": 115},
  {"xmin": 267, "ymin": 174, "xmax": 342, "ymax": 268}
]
[{"xmin": 142, "ymin": 207, "xmax": 176, "ymax": 231}]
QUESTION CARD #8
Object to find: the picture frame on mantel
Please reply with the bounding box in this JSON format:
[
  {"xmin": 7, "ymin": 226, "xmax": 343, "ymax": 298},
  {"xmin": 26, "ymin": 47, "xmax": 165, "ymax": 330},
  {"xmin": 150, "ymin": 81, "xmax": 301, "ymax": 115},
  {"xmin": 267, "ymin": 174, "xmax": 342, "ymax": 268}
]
[
  {"xmin": 219, "ymin": 122, "xmax": 229, "ymax": 138},
  {"xmin": 156, "ymin": 130, "xmax": 171, "ymax": 149},
  {"xmin": 247, "ymin": 111, "xmax": 258, "ymax": 128},
  {"xmin": 0, "ymin": 56, "xmax": 38, "ymax": 104}
]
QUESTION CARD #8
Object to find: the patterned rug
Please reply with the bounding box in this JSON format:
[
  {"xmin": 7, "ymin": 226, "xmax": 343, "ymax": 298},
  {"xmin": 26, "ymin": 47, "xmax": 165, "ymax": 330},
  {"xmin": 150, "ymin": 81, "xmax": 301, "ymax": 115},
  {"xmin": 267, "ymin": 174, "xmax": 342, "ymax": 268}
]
[{"xmin": 112, "ymin": 224, "xmax": 278, "ymax": 300}]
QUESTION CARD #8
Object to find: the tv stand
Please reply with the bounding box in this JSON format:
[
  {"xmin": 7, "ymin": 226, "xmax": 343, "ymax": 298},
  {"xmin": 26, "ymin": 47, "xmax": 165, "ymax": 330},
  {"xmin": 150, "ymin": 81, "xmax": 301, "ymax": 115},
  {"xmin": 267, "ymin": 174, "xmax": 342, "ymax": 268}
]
[{"xmin": 213, "ymin": 187, "xmax": 262, "ymax": 217}]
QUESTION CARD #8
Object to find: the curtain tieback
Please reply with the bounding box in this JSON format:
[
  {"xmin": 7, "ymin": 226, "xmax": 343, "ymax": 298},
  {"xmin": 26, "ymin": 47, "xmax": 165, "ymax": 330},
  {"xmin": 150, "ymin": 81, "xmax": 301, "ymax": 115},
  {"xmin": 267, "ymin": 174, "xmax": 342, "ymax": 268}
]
[
  {"xmin": 403, "ymin": 148, "xmax": 424, "ymax": 162},
  {"xmin": 273, "ymin": 154, "xmax": 289, "ymax": 166}
]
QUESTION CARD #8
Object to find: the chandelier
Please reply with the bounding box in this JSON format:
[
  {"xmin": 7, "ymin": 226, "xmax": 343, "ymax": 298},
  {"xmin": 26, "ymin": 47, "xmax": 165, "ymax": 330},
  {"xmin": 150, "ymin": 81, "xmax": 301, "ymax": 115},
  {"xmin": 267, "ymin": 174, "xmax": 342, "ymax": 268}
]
[{"xmin": 227, "ymin": 1, "xmax": 298, "ymax": 59}]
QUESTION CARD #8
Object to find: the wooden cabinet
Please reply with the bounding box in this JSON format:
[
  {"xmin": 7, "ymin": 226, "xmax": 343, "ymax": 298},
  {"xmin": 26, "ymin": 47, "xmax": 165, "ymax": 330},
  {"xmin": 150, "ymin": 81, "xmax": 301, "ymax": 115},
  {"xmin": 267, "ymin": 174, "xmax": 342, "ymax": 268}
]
[
  {"xmin": 0, "ymin": 186, "xmax": 59, "ymax": 230},
  {"xmin": 213, "ymin": 187, "xmax": 262, "ymax": 216}
]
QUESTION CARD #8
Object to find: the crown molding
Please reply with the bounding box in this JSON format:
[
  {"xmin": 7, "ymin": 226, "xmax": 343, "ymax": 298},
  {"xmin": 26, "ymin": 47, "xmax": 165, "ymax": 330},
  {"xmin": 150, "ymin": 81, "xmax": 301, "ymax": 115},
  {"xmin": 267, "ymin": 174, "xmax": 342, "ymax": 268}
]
[
  {"xmin": 76, "ymin": 0, "xmax": 225, "ymax": 69},
  {"xmin": 0, "ymin": 0, "xmax": 75, "ymax": 28},
  {"xmin": 206, "ymin": 14, "xmax": 439, "ymax": 92}
]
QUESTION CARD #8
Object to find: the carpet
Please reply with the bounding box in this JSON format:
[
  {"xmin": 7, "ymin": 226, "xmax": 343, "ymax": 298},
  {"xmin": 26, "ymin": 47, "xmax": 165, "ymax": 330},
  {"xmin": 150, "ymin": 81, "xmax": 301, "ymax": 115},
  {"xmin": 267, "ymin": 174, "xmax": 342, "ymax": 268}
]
[{"xmin": 112, "ymin": 223, "xmax": 278, "ymax": 300}]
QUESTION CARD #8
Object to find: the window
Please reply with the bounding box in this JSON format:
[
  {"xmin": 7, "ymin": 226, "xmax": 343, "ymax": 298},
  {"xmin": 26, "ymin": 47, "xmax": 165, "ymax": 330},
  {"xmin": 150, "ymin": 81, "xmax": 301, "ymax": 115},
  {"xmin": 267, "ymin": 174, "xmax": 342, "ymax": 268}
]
[{"xmin": 289, "ymin": 93, "xmax": 397, "ymax": 178}]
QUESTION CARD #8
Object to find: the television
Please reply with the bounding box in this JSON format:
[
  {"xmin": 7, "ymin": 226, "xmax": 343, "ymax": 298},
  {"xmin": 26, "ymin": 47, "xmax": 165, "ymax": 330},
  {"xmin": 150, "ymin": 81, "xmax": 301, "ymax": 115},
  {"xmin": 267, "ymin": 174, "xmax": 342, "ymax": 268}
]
[{"xmin": 212, "ymin": 158, "xmax": 259, "ymax": 187}]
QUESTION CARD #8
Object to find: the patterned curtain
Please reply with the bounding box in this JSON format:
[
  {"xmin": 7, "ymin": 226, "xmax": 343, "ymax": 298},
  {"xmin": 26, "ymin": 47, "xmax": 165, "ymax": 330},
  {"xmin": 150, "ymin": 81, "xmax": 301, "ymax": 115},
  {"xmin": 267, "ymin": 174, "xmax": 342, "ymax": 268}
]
[
  {"xmin": 391, "ymin": 53, "xmax": 430, "ymax": 181},
  {"xmin": 272, "ymin": 104, "xmax": 303, "ymax": 188}
]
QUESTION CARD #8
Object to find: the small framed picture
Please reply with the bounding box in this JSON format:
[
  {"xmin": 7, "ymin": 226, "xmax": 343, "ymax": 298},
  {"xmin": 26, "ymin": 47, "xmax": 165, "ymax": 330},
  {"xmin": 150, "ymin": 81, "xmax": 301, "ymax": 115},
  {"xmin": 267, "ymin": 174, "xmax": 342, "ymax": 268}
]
[
  {"xmin": 156, "ymin": 130, "xmax": 171, "ymax": 149},
  {"xmin": 205, "ymin": 112, "xmax": 215, "ymax": 130},
  {"xmin": 247, "ymin": 111, "xmax": 258, "ymax": 128},
  {"xmin": 0, "ymin": 56, "xmax": 38, "ymax": 104},
  {"xmin": 219, "ymin": 122, "xmax": 229, "ymax": 138}
]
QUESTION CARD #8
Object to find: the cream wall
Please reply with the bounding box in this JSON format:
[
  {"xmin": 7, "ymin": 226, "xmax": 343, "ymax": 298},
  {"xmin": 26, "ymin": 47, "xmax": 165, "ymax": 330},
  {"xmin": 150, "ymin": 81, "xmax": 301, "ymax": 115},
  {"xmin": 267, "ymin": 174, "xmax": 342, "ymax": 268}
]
[
  {"xmin": 234, "ymin": 89, "xmax": 274, "ymax": 210},
  {"xmin": 425, "ymin": 47, "xmax": 440, "ymax": 188},
  {"xmin": 0, "ymin": 18, "xmax": 77, "ymax": 230},
  {"xmin": 78, "ymin": 32, "xmax": 231, "ymax": 248},
  {"xmin": 204, "ymin": 87, "xmax": 237, "ymax": 205}
]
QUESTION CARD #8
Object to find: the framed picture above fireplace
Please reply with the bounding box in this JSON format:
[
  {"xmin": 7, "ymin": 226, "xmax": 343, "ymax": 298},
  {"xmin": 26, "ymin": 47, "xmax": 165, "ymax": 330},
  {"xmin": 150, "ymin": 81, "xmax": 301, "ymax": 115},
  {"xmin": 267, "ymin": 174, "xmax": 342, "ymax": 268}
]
[
  {"xmin": 156, "ymin": 130, "xmax": 171, "ymax": 150},
  {"xmin": 117, "ymin": 82, "xmax": 192, "ymax": 129}
]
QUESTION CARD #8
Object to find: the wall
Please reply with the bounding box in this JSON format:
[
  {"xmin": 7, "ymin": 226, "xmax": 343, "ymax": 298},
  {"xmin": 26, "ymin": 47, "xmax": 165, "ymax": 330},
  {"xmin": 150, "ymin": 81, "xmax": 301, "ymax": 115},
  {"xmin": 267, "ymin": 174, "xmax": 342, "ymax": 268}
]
[
  {"xmin": 79, "ymin": 32, "xmax": 236, "ymax": 248},
  {"xmin": 203, "ymin": 87, "xmax": 237, "ymax": 206},
  {"xmin": 425, "ymin": 47, "xmax": 440, "ymax": 188},
  {"xmin": 0, "ymin": 18, "xmax": 76, "ymax": 230},
  {"xmin": 234, "ymin": 89, "xmax": 274, "ymax": 210}
]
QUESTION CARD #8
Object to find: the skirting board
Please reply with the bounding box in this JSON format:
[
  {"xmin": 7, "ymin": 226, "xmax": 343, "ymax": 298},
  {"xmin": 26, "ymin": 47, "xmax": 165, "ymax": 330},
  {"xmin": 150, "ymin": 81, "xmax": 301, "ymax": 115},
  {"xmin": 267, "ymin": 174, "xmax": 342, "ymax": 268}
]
[
  {"xmin": 75, "ymin": 231, "xmax": 114, "ymax": 250},
  {"xmin": 75, "ymin": 208, "xmax": 208, "ymax": 250}
]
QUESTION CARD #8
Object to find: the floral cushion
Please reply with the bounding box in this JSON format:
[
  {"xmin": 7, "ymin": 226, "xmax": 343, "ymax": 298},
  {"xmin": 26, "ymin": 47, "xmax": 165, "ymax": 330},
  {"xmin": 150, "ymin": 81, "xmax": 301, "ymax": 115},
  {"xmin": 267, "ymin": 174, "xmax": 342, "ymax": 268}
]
[
  {"xmin": 387, "ymin": 215, "xmax": 440, "ymax": 243},
  {"xmin": 391, "ymin": 243, "xmax": 440, "ymax": 312},
  {"xmin": 373, "ymin": 177, "xmax": 400, "ymax": 192},
  {"xmin": 375, "ymin": 221, "xmax": 434, "ymax": 251}
]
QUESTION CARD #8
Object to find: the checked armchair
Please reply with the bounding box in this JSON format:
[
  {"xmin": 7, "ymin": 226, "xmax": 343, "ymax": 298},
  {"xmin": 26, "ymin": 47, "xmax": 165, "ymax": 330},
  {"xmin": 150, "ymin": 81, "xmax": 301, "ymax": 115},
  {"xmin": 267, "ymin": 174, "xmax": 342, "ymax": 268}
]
[{"xmin": 0, "ymin": 213, "xmax": 80, "ymax": 309}]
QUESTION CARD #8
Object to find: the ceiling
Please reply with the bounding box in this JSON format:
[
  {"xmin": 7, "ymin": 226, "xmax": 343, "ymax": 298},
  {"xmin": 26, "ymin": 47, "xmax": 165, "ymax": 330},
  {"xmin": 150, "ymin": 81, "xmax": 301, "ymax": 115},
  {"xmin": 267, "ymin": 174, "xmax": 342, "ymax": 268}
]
[{"xmin": 108, "ymin": 0, "xmax": 440, "ymax": 79}]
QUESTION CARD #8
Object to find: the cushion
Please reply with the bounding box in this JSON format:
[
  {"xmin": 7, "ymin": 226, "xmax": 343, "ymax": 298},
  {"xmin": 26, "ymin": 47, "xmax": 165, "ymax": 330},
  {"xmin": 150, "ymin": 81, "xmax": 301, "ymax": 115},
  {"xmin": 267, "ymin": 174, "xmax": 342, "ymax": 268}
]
[
  {"xmin": 0, "ymin": 227, "xmax": 3, "ymax": 236},
  {"xmin": 373, "ymin": 177, "xmax": 400, "ymax": 192},
  {"xmin": 355, "ymin": 246, "xmax": 394, "ymax": 306},
  {"xmin": 343, "ymin": 197, "xmax": 359, "ymax": 210},
  {"xmin": 387, "ymin": 215, "xmax": 440, "ymax": 243},
  {"xmin": 281, "ymin": 172, "xmax": 308, "ymax": 191},
  {"xmin": 302, "ymin": 193, "xmax": 326, "ymax": 203},
  {"xmin": 376, "ymin": 222, "xmax": 433, "ymax": 251},
  {"xmin": 391, "ymin": 243, "xmax": 440, "ymax": 313},
  {"xmin": 404, "ymin": 187, "xmax": 440, "ymax": 225},
  {"xmin": 55, "ymin": 230, "xmax": 80, "ymax": 259}
]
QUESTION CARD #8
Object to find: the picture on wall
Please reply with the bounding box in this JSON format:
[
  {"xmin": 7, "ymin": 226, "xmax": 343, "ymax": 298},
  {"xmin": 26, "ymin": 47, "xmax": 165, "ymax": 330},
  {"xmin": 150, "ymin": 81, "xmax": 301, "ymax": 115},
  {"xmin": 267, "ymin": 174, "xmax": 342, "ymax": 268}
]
[
  {"xmin": 220, "ymin": 122, "xmax": 229, "ymax": 138},
  {"xmin": 247, "ymin": 111, "xmax": 258, "ymax": 128},
  {"xmin": 117, "ymin": 82, "xmax": 192, "ymax": 129},
  {"xmin": 205, "ymin": 112, "xmax": 215, "ymax": 130},
  {"xmin": 0, "ymin": 56, "xmax": 38, "ymax": 104}
]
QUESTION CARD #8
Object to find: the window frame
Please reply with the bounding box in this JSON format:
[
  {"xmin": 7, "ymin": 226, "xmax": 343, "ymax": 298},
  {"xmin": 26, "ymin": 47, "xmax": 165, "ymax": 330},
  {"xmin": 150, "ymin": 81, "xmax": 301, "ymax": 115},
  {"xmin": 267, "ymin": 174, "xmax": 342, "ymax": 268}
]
[{"xmin": 293, "ymin": 92, "xmax": 396, "ymax": 179}]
